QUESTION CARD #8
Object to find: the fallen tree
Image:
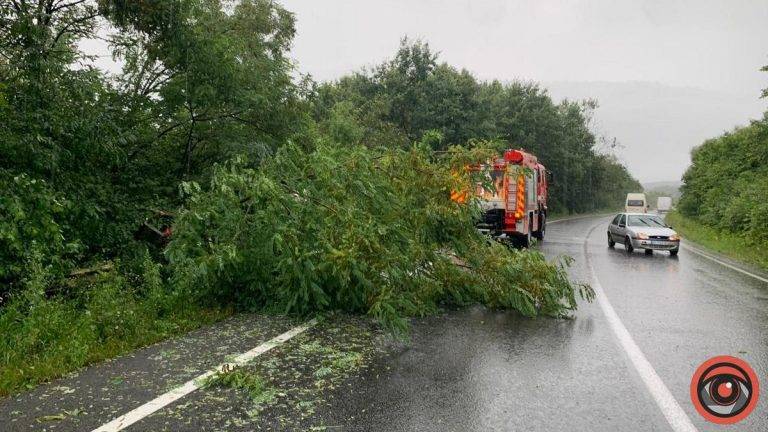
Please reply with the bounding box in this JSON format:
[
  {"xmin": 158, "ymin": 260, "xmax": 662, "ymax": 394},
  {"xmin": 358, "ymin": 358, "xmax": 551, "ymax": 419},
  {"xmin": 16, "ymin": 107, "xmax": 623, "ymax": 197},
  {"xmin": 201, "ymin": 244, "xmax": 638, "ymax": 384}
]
[{"xmin": 166, "ymin": 140, "xmax": 594, "ymax": 334}]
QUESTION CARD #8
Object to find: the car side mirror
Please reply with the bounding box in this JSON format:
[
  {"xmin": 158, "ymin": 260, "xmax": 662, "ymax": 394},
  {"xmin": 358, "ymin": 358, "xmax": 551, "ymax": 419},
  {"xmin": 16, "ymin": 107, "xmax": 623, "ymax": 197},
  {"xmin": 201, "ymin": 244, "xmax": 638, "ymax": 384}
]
[
  {"xmin": 667, "ymin": 225, "xmax": 673, "ymax": 229},
  {"xmin": 619, "ymin": 223, "xmax": 626, "ymax": 228}
]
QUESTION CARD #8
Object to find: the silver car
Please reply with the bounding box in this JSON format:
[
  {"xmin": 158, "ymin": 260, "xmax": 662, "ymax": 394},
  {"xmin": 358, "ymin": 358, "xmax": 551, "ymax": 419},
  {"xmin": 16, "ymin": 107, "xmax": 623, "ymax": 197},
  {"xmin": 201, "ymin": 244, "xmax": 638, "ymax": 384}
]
[{"xmin": 607, "ymin": 213, "xmax": 680, "ymax": 256}]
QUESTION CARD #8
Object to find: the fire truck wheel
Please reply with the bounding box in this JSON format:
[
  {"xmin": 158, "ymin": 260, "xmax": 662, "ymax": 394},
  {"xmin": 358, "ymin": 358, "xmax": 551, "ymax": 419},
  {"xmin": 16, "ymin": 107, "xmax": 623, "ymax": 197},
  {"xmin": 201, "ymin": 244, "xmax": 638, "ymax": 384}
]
[
  {"xmin": 533, "ymin": 215, "xmax": 546, "ymax": 240},
  {"xmin": 513, "ymin": 233, "xmax": 530, "ymax": 248}
]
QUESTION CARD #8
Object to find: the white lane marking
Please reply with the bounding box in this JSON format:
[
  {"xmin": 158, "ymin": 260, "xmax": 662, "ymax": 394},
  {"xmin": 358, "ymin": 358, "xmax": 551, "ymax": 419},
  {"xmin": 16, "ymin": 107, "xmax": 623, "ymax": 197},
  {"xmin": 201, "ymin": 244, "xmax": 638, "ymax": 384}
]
[
  {"xmin": 681, "ymin": 243, "xmax": 768, "ymax": 284},
  {"xmin": 583, "ymin": 224, "xmax": 699, "ymax": 432},
  {"xmin": 92, "ymin": 319, "xmax": 317, "ymax": 432}
]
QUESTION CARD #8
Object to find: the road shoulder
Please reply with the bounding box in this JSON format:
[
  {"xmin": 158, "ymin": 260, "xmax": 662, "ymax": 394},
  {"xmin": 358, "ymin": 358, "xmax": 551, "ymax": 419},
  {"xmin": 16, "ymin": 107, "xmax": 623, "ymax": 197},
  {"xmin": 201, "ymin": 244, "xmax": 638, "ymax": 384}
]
[
  {"xmin": 666, "ymin": 211, "xmax": 768, "ymax": 273},
  {"xmin": 0, "ymin": 314, "xmax": 300, "ymax": 432}
]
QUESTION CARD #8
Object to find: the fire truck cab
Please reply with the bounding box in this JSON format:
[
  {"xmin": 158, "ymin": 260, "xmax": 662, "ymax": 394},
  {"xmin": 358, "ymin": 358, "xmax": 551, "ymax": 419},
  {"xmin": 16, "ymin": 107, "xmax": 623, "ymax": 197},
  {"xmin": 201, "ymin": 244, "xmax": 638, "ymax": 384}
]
[{"xmin": 473, "ymin": 149, "xmax": 548, "ymax": 247}]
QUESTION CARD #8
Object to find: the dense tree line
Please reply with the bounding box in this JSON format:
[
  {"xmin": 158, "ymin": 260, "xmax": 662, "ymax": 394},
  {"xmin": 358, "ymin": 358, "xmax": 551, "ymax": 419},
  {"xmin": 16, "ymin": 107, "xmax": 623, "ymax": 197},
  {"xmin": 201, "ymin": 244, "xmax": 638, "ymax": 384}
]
[
  {"xmin": 1, "ymin": 0, "xmax": 312, "ymax": 293},
  {"xmin": 679, "ymin": 111, "xmax": 768, "ymax": 242},
  {"xmin": 0, "ymin": 0, "xmax": 623, "ymax": 394},
  {"xmin": 311, "ymin": 39, "xmax": 641, "ymax": 213},
  {"xmin": 1, "ymin": 0, "xmax": 311, "ymax": 394},
  {"xmin": 0, "ymin": 5, "xmax": 637, "ymax": 293}
]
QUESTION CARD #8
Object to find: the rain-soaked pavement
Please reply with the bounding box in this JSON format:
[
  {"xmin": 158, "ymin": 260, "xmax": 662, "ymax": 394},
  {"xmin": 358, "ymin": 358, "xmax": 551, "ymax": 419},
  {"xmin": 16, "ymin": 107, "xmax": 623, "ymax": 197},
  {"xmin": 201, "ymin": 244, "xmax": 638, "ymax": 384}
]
[
  {"xmin": 313, "ymin": 215, "xmax": 768, "ymax": 431},
  {"xmin": 2, "ymin": 215, "xmax": 767, "ymax": 431}
]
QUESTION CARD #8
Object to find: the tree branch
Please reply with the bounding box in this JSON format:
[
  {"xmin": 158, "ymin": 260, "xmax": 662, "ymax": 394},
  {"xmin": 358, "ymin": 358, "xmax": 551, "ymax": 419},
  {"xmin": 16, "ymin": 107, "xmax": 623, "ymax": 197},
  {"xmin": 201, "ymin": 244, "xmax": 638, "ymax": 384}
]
[
  {"xmin": 51, "ymin": 0, "xmax": 88, "ymax": 13},
  {"xmin": 50, "ymin": 11, "xmax": 98, "ymax": 47},
  {"xmin": 279, "ymin": 183, "xmax": 339, "ymax": 216}
]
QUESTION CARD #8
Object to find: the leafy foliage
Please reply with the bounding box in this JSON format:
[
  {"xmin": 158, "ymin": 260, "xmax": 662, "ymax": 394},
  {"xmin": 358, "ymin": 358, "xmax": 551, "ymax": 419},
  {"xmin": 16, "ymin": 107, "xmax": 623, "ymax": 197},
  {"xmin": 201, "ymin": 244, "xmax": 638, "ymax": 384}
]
[
  {"xmin": 202, "ymin": 365, "xmax": 272, "ymax": 401},
  {"xmin": 0, "ymin": 173, "xmax": 73, "ymax": 300},
  {"xmin": 666, "ymin": 211, "xmax": 768, "ymax": 271},
  {"xmin": 167, "ymin": 140, "xmax": 592, "ymax": 334},
  {"xmin": 0, "ymin": 0, "xmax": 601, "ymax": 394},
  {"xmin": 0, "ymin": 249, "xmax": 228, "ymax": 396},
  {"xmin": 313, "ymin": 38, "xmax": 641, "ymax": 213},
  {"xmin": 679, "ymin": 114, "xmax": 768, "ymax": 243},
  {"xmin": 0, "ymin": 0, "xmax": 309, "ymax": 291},
  {"xmin": 102, "ymin": 0, "xmax": 310, "ymax": 177}
]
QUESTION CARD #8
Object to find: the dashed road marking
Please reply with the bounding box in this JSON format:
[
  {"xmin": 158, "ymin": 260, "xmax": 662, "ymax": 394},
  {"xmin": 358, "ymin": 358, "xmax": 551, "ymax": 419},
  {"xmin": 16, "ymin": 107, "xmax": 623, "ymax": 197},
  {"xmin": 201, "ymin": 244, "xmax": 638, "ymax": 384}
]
[
  {"xmin": 91, "ymin": 319, "xmax": 317, "ymax": 432},
  {"xmin": 681, "ymin": 243, "xmax": 768, "ymax": 284},
  {"xmin": 584, "ymin": 222, "xmax": 699, "ymax": 432}
]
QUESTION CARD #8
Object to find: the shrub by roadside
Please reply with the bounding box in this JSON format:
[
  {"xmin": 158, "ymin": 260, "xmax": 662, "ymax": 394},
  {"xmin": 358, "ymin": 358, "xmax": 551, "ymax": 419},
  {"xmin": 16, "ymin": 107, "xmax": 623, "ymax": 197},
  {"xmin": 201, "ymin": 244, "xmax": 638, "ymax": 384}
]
[
  {"xmin": 666, "ymin": 211, "xmax": 768, "ymax": 271},
  {"xmin": 0, "ymin": 251, "xmax": 229, "ymax": 397},
  {"xmin": 678, "ymin": 115, "xmax": 768, "ymax": 244}
]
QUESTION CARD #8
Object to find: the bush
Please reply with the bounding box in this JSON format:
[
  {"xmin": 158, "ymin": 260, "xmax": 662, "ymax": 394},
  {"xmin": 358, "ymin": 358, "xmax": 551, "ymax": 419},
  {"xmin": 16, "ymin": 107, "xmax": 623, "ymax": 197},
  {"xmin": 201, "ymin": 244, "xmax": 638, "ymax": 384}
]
[
  {"xmin": 0, "ymin": 251, "xmax": 227, "ymax": 396},
  {"xmin": 0, "ymin": 172, "xmax": 78, "ymax": 301},
  {"xmin": 679, "ymin": 116, "xmax": 768, "ymax": 243},
  {"xmin": 167, "ymin": 140, "xmax": 592, "ymax": 334}
]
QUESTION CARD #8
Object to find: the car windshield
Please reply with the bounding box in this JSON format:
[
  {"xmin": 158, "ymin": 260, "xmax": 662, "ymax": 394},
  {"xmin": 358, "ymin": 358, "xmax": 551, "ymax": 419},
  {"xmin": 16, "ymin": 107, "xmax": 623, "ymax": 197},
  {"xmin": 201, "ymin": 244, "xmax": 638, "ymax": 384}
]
[
  {"xmin": 627, "ymin": 215, "xmax": 667, "ymax": 227},
  {"xmin": 627, "ymin": 200, "xmax": 644, "ymax": 206}
]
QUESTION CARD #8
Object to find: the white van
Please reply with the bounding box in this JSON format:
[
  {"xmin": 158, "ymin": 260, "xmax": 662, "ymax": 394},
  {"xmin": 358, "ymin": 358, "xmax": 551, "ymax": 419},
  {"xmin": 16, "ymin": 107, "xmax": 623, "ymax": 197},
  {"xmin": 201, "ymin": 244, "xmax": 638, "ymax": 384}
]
[
  {"xmin": 625, "ymin": 193, "xmax": 648, "ymax": 213},
  {"xmin": 656, "ymin": 196, "xmax": 672, "ymax": 213}
]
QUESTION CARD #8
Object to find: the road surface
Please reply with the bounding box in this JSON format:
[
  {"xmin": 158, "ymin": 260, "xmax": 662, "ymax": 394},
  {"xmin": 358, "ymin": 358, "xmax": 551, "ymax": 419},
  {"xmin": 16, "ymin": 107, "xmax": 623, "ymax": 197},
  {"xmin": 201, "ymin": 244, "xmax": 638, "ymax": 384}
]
[
  {"xmin": 2, "ymin": 215, "xmax": 766, "ymax": 431},
  {"xmin": 314, "ymin": 215, "xmax": 768, "ymax": 431}
]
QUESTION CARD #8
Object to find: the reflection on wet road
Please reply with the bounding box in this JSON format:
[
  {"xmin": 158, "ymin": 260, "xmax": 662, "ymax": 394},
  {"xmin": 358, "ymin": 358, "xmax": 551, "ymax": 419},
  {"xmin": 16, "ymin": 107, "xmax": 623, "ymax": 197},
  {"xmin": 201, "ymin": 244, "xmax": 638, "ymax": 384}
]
[{"xmin": 318, "ymin": 215, "xmax": 768, "ymax": 431}]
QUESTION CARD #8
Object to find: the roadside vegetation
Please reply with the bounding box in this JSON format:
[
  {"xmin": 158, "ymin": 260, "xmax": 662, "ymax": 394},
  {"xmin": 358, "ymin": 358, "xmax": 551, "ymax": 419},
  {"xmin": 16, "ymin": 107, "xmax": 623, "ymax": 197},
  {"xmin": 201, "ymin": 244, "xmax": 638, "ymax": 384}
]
[
  {"xmin": 313, "ymin": 41, "xmax": 641, "ymax": 213},
  {"xmin": 666, "ymin": 211, "xmax": 768, "ymax": 271},
  {"xmin": 677, "ymin": 75, "xmax": 768, "ymax": 270},
  {"xmin": 0, "ymin": 0, "xmax": 635, "ymax": 396}
]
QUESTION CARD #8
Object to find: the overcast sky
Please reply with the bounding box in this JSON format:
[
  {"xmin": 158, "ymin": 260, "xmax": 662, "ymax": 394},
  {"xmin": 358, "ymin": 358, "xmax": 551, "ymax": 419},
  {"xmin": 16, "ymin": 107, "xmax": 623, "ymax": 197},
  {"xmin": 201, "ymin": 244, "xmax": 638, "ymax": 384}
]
[{"xmin": 280, "ymin": 0, "xmax": 768, "ymax": 182}]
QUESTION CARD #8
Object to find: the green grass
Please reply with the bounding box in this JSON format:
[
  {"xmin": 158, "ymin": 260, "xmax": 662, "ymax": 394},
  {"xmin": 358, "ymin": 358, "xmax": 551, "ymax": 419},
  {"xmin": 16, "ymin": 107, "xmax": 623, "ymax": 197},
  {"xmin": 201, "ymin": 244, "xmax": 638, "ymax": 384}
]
[
  {"xmin": 666, "ymin": 211, "xmax": 768, "ymax": 271},
  {"xmin": 0, "ymin": 270, "xmax": 231, "ymax": 397}
]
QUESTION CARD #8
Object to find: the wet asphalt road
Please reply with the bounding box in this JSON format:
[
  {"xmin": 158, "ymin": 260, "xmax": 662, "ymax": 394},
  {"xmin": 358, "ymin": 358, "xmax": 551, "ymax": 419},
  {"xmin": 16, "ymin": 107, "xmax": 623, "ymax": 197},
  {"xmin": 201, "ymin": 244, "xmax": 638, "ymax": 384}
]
[
  {"xmin": 2, "ymin": 215, "xmax": 767, "ymax": 431},
  {"xmin": 315, "ymin": 215, "xmax": 768, "ymax": 431}
]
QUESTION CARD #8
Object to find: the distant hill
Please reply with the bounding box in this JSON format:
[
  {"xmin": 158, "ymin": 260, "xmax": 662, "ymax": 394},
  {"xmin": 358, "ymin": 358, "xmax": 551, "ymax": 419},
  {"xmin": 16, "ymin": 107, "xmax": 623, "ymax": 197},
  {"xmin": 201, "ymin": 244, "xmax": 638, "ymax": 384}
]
[
  {"xmin": 545, "ymin": 81, "xmax": 766, "ymax": 183},
  {"xmin": 642, "ymin": 180, "xmax": 682, "ymax": 191},
  {"xmin": 642, "ymin": 180, "xmax": 682, "ymax": 199}
]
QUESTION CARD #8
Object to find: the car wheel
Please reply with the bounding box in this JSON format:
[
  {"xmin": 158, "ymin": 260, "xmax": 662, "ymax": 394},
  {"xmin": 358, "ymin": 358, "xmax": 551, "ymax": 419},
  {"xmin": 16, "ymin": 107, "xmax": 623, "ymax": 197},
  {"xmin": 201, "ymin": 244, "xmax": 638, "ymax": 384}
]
[
  {"xmin": 670, "ymin": 249, "xmax": 679, "ymax": 256},
  {"xmin": 625, "ymin": 236, "xmax": 633, "ymax": 253},
  {"xmin": 607, "ymin": 233, "xmax": 615, "ymax": 248},
  {"xmin": 645, "ymin": 249, "xmax": 653, "ymax": 255}
]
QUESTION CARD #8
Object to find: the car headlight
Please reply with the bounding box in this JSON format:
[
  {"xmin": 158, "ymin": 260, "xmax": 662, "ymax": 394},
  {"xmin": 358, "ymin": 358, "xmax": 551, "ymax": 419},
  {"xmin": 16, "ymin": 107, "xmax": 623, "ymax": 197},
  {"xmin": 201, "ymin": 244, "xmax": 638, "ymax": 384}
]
[
  {"xmin": 636, "ymin": 232, "xmax": 648, "ymax": 239},
  {"xmin": 669, "ymin": 233, "xmax": 680, "ymax": 241}
]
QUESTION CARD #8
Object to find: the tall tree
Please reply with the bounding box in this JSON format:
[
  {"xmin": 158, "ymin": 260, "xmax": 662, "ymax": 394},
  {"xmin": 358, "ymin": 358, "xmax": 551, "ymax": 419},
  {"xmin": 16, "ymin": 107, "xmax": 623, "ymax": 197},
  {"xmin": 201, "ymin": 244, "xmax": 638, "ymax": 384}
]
[
  {"xmin": 0, "ymin": 0, "xmax": 309, "ymax": 262},
  {"xmin": 102, "ymin": 0, "xmax": 308, "ymax": 179},
  {"xmin": 312, "ymin": 39, "xmax": 641, "ymax": 214}
]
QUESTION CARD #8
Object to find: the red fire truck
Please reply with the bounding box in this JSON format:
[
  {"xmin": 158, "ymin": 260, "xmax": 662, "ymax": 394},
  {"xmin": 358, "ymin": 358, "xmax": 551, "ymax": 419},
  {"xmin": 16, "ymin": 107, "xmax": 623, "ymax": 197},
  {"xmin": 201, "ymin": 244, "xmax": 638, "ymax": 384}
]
[{"xmin": 459, "ymin": 149, "xmax": 549, "ymax": 247}]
